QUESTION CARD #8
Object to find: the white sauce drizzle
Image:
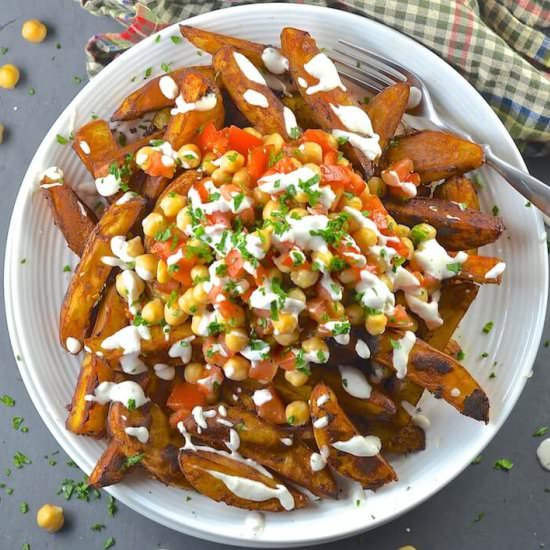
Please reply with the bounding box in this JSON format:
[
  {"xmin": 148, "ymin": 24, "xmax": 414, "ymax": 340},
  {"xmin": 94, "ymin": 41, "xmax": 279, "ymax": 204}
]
[
  {"xmin": 243, "ymin": 89, "xmax": 269, "ymax": 108},
  {"xmin": 537, "ymin": 439, "xmax": 550, "ymax": 470},
  {"xmin": 332, "ymin": 129, "xmax": 381, "ymax": 161},
  {"xmin": 261, "ymin": 47, "xmax": 289, "ymax": 75},
  {"xmin": 316, "ymin": 394, "xmax": 330, "ymax": 407},
  {"xmin": 338, "ymin": 365, "xmax": 372, "ymax": 399},
  {"xmin": 101, "ymin": 325, "xmax": 151, "ymax": 355},
  {"xmin": 233, "ymin": 52, "xmax": 267, "ymax": 85},
  {"xmin": 85, "ymin": 380, "xmax": 150, "ymax": 408},
  {"xmin": 66, "ymin": 337, "xmax": 82, "ymax": 354},
  {"xmin": 252, "ymin": 389, "xmax": 272, "ymax": 406},
  {"xmin": 171, "ymin": 91, "xmax": 217, "ymax": 116},
  {"xmin": 355, "ymin": 339, "xmax": 371, "ymax": 359},
  {"xmin": 119, "ymin": 352, "xmax": 148, "ymax": 375},
  {"xmin": 95, "ymin": 173, "xmax": 121, "ymax": 197},
  {"xmin": 392, "ymin": 331, "xmax": 416, "ymax": 379},
  {"xmin": 330, "ymin": 104, "xmax": 374, "ymax": 136},
  {"xmin": 79, "ymin": 140, "xmax": 91, "ymax": 155},
  {"xmin": 168, "ymin": 336, "xmax": 195, "ymax": 364},
  {"xmin": 310, "ymin": 452, "xmax": 327, "ymax": 472},
  {"xmin": 283, "ymin": 106, "xmax": 298, "ymax": 137},
  {"xmin": 313, "ymin": 416, "xmax": 329, "ymax": 429},
  {"xmin": 159, "ymin": 75, "xmax": 179, "ymax": 100},
  {"xmin": 124, "ymin": 426, "xmax": 150, "ymax": 444},
  {"xmin": 332, "ymin": 435, "xmax": 381, "ymax": 457},
  {"xmin": 153, "ymin": 363, "xmax": 175, "ymax": 380},
  {"xmin": 405, "ymin": 290, "xmax": 443, "ymax": 330},
  {"xmin": 304, "ymin": 53, "xmax": 346, "ymax": 95},
  {"xmin": 413, "ymin": 238, "xmax": 468, "ymax": 280},
  {"xmin": 485, "ymin": 262, "xmax": 506, "ymax": 279}
]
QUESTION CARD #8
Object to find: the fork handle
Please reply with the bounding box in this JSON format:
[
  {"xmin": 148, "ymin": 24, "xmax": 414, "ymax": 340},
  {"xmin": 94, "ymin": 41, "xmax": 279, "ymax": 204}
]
[{"xmin": 482, "ymin": 145, "xmax": 550, "ymax": 217}]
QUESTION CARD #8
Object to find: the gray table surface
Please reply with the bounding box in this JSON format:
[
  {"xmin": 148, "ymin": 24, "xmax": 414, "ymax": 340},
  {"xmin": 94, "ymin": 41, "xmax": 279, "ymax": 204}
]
[{"xmin": 0, "ymin": 1, "xmax": 549, "ymax": 549}]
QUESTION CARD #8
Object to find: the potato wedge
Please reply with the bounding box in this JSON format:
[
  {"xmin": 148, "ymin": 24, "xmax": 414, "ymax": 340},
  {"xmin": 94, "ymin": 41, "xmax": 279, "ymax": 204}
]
[
  {"xmin": 384, "ymin": 130, "xmax": 484, "ymax": 182},
  {"xmin": 385, "ymin": 198, "xmax": 504, "ymax": 250},
  {"xmin": 364, "ymin": 419, "xmax": 425, "ymax": 455},
  {"xmin": 372, "ymin": 332, "xmax": 489, "ymax": 423},
  {"xmin": 73, "ymin": 119, "xmax": 119, "ymax": 174},
  {"xmin": 180, "ymin": 25, "xmax": 266, "ymax": 68},
  {"xmin": 108, "ymin": 402, "xmax": 189, "ymax": 488},
  {"xmin": 88, "ymin": 439, "xmax": 130, "ymax": 488},
  {"xmin": 281, "ymin": 27, "xmax": 378, "ymax": 177},
  {"xmin": 59, "ymin": 195, "xmax": 146, "ymax": 351},
  {"xmin": 179, "ymin": 450, "xmax": 308, "ymax": 511},
  {"xmin": 310, "ymin": 382, "xmax": 397, "ymax": 489},
  {"xmin": 434, "ymin": 175, "xmax": 480, "ymax": 210},
  {"xmin": 281, "ymin": 94, "xmax": 318, "ymax": 130},
  {"xmin": 416, "ymin": 281, "xmax": 479, "ymax": 351},
  {"xmin": 365, "ymin": 82, "xmax": 410, "ymax": 150},
  {"xmin": 143, "ymin": 167, "xmax": 201, "ymax": 205},
  {"xmin": 213, "ymin": 46, "xmax": 293, "ymax": 138},
  {"xmin": 40, "ymin": 172, "xmax": 97, "ymax": 257},
  {"xmin": 180, "ymin": 405, "xmax": 337, "ymax": 498},
  {"xmin": 458, "ymin": 255, "xmax": 505, "ymax": 284},
  {"xmin": 111, "ymin": 66, "xmax": 215, "ymax": 121}
]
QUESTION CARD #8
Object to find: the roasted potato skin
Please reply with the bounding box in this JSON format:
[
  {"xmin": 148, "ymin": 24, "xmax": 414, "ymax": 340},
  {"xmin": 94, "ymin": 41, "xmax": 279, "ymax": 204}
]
[
  {"xmin": 213, "ymin": 45, "xmax": 290, "ymax": 138},
  {"xmin": 373, "ymin": 332, "xmax": 489, "ymax": 423},
  {"xmin": 310, "ymin": 382, "xmax": 397, "ymax": 489},
  {"xmin": 384, "ymin": 130, "xmax": 484, "ymax": 182},
  {"xmin": 59, "ymin": 195, "xmax": 146, "ymax": 350},
  {"xmin": 458, "ymin": 255, "xmax": 505, "ymax": 284},
  {"xmin": 179, "ymin": 450, "xmax": 308, "ymax": 512},
  {"xmin": 385, "ymin": 197, "xmax": 504, "ymax": 250},
  {"xmin": 434, "ymin": 175, "xmax": 480, "ymax": 210},
  {"xmin": 88, "ymin": 439, "xmax": 129, "ymax": 487},
  {"xmin": 180, "ymin": 405, "xmax": 338, "ymax": 498},
  {"xmin": 73, "ymin": 119, "xmax": 119, "ymax": 174}
]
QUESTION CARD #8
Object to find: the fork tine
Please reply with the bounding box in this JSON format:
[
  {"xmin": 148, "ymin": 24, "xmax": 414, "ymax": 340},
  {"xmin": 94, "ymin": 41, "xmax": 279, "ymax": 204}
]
[
  {"xmin": 337, "ymin": 68, "xmax": 384, "ymax": 96},
  {"xmin": 332, "ymin": 57, "xmax": 392, "ymax": 90},
  {"xmin": 337, "ymin": 40, "xmax": 411, "ymax": 83}
]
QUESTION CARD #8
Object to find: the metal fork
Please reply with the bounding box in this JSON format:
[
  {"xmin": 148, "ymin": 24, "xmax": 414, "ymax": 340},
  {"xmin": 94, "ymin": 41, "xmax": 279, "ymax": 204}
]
[{"xmin": 333, "ymin": 39, "xmax": 550, "ymax": 217}]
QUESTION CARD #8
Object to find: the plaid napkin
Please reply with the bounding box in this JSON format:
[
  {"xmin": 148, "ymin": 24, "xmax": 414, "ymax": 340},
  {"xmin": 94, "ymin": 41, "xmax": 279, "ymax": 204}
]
[{"xmin": 79, "ymin": 0, "xmax": 550, "ymax": 156}]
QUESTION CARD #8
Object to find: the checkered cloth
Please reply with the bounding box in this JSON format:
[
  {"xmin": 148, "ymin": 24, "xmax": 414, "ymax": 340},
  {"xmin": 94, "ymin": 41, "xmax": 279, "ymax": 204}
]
[{"xmin": 79, "ymin": 0, "xmax": 550, "ymax": 156}]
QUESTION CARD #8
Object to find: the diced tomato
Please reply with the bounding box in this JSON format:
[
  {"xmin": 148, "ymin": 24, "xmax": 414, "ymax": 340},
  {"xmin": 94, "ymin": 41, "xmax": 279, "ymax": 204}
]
[
  {"xmin": 387, "ymin": 304, "xmax": 415, "ymax": 330},
  {"xmin": 321, "ymin": 164, "xmax": 366, "ymax": 195},
  {"xmin": 276, "ymin": 350, "xmax": 298, "ymax": 372},
  {"xmin": 166, "ymin": 382, "xmax": 206, "ymax": 412},
  {"xmin": 271, "ymin": 156, "xmax": 297, "ymax": 174},
  {"xmin": 386, "ymin": 238, "xmax": 411, "ymax": 259},
  {"xmin": 228, "ymin": 125, "xmax": 263, "ymax": 155},
  {"xmin": 361, "ymin": 194, "xmax": 390, "ymax": 232},
  {"xmin": 226, "ymin": 248, "xmax": 245, "ymax": 278},
  {"xmin": 307, "ymin": 297, "xmax": 329, "ymax": 323},
  {"xmin": 323, "ymin": 150, "xmax": 338, "ymax": 165},
  {"xmin": 301, "ymin": 129, "xmax": 337, "ymax": 153},
  {"xmin": 217, "ymin": 299, "xmax": 243, "ymax": 322},
  {"xmin": 249, "ymin": 359, "xmax": 278, "ymax": 383},
  {"xmin": 197, "ymin": 122, "xmax": 228, "ymax": 154},
  {"xmin": 196, "ymin": 364, "xmax": 224, "ymax": 399},
  {"xmin": 169, "ymin": 408, "xmax": 190, "ymax": 429},
  {"xmin": 202, "ymin": 336, "xmax": 233, "ymax": 367},
  {"xmin": 194, "ymin": 179, "xmax": 211, "ymax": 203},
  {"xmin": 253, "ymin": 265, "xmax": 270, "ymax": 286},
  {"xmin": 255, "ymin": 386, "xmax": 286, "ymax": 424},
  {"xmin": 206, "ymin": 211, "xmax": 232, "ymax": 228},
  {"xmin": 141, "ymin": 150, "xmax": 176, "ymax": 178},
  {"xmin": 248, "ymin": 145, "xmax": 269, "ymax": 180},
  {"xmin": 171, "ymin": 255, "xmax": 196, "ymax": 287},
  {"xmin": 381, "ymin": 158, "xmax": 420, "ymax": 200}
]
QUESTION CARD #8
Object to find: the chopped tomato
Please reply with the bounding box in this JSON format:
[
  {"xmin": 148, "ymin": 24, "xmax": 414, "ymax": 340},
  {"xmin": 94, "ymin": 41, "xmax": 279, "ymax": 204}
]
[
  {"xmin": 141, "ymin": 150, "xmax": 176, "ymax": 178},
  {"xmin": 206, "ymin": 211, "xmax": 232, "ymax": 228},
  {"xmin": 271, "ymin": 156, "xmax": 297, "ymax": 174},
  {"xmin": 166, "ymin": 382, "xmax": 206, "ymax": 412},
  {"xmin": 321, "ymin": 164, "xmax": 366, "ymax": 195},
  {"xmin": 249, "ymin": 359, "xmax": 278, "ymax": 383},
  {"xmin": 169, "ymin": 408, "xmax": 190, "ymax": 429},
  {"xmin": 197, "ymin": 122, "xmax": 228, "ymax": 154},
  {"xmin": 386, "ymin": 238, "xmax": 411, "ymax": 259},
  {"xmin": 301, "ymin": 129, "xmax": 337, "ymax": 153},
  {"xmin": 196, "ymin": 364, "xmax": 224, "ymax": 399},
  {"xmin": 255, "ymin": 386, "xmax": 286, "ymax": 424},
  {"xmin": 226, "ymin": 248, "xmax": 245, "ymax": 278},
  {"xmin": 218, "ymin": 299, "xmax": 243, "ymax": 322},
  {"xmin": 202, "ymin": 336, "xmax": 233, "ymax": 367},
  {"xmin": 361, "ymin": 194, "xmax": 390, "ymax": 232},
  {"xmin": 194, "ymin": 179, "xmax": 211, "ymax": 202},
  {"xmin": 387, "ymin": 304, "xmax": 415, "ymax": 330},
  {"xmin": 381, "ymin": 158, "xmax": 420, "ymax": 200},
  {"xmin": 247, "ymin": 145, "xmax": 269, "ymax": 180},
  {"xmin": 276, "ymin": 350, "xmax": 299, "ymax": 372},
  {"xmin": 228, "ymin": 125, "xmax": 263, "ymax": 155},
  {"xmin": 306, "ymin": 297, "xmax": 329, "ymax": 323}
]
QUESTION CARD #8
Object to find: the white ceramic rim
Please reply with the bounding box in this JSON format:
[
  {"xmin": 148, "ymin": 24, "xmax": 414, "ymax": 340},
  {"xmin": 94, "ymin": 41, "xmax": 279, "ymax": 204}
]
[{"xmin": 4, "ymin": 3, "xmax": 548, "ymax": 547}]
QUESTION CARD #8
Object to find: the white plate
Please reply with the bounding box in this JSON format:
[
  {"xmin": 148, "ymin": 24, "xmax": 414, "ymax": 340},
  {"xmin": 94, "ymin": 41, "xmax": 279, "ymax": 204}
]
[{"xmin": 4, "ymin": 3, "xmax": 548, "ymax": 547}]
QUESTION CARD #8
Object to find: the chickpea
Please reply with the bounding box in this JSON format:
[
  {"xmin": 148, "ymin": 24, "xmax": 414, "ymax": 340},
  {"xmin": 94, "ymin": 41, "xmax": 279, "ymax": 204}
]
[
  {"xmin": 184, "ymin": 362, "xmax": 205, "ymax": 384},
  {"xmin": 0, "ymin": 64, "xmax": 20, "ymax": 89},
  {"xmin": 274, "ymin": 330, "xmax": 299, "ymax": 346},
  {"xmin": 210, "ymin": 168, "xmax": 231, "ymax": 185},
  {"xmin": 285, "ymin": 400, "xmax": 310, "ymax": 426},
  {"xmin": 223, "ymin": 356, "xmax": 250, "ymax": 381},
  {"xmin": 115, "ymin": 271, "xmax": 144, "ymax": 299},
  {"xmin": 337, "ymin": 156, "xmax": 350, "ymax": 167},
  {"xmin": 303, "ymin": 162, "xmax": 322, "ymax": 177},
  {"xmin": 365, "ymin": 313, "xmax": 387, "ymax": 336},
  {"xmin": 220, "ymin": 150, "xmax": 245, "ymax": 174},
  {"xmin": 232, "ymin": 167, "xmax": 251, "ymax": 189},
  {"xmin": 191, "ymin": 265, "xmax": 209, "ymax": 283},
  {"xmin": 353, "ymin": 227, "xmax": 378, "ymax": 253},
  {"xmin": 272, "ymin": 312, "xmax": 298, "ymax": 335},
  {"xmin": 156, "ymin": 259, "xmax": 169, "ymax": 284},
  {"xmin": 220, "ymin": 304, "xmax": 246, "ymax": 328},
  {"xmin": 302, "ymin": 336, "xmax": 329, "ymax": 357},
  {"xmin": 192, "ymin": 281, "xmax": 210, "ymax": 304},
  {"xmin": 284, "ymin": 369, "xmax": 309, "ymax": 387},
  {"xmin": 253, "ymin": 187, "xmax": 270, "ymax": 206},
  {"xmin": 125, "ymin": 236, "xmax": 144, "ymax": 258},
  {"xmin": 36, "ymin": 503, "xmax": 64, "ymax": 533},
  {"xmin": 21, "ymin": 19, "xmax": 48, "ymax": 43},
  {"xmin": 298, "ymin": 141, "xmax": 323, "ymax": 164},
  {"xmin": 330, "ymin": 301, "xmax": 345, "ymax": 318},
  {"xmin": 191, "ymin": 313, "xmax": 204, "ymax": 335},
  {"xmin": 225, "ymin": 328, "xmax": 249, "ymax": 352},
  {"xmin": 201, "ymin": 152, "xmax": 218, "ymax": 175},
  {"xmin": 413, "ymin": 287, "xmax": 429, "ymax": 302},
  {"xmin": 263, "ymin": 199, "xmax": 283, "ymax": 221},
  {"xmin": 401, "ymin": 237, "xmax": 415, "ymax": 260},
  {"xmin": 312, "ymin": 249, "xmax": 333, "ymax": 269},
  {"xmin": 386, "ymin": 215, "xmax": 398, "ymax": 234},
  {"xmin": 176, "ymin": 208, "xmax": 193, "ymax": 232},
  {"xmin": 178, "ymin": 288, "xmax": 199, "ymax": 315},
  {"xmin": 338, "ymin": 268, "xmax": 358, "ymax": 285},
  {"xmin": 396, "ymin": 224, "xmax": 410, "ymax": 238},
  {"xmin": 410, "ymin": 222, "xmax": 437, "ymax": 244},
  {"xmin": 135, "ymin": 254, "xmax": 158, "ymax": 281},
  {"xmin": 142, "ymin": 212, "xmax": 167, "ymax": 238},
  {"xmin": 160, "ymin": 192, "xmax": 186, "ymax": 218},
  {"xmin": 398, "ymin": 547, "xmax": 417, "ymax": 550},
  {"xmin": 290, "ymin": 268, "xmax": 319, "ymax": 289},
  {"xmin": 135, "ymin": 146, "xmax": 154, "ymax": 169},
  {"xmin": 380, "ymin": 274, "xmax": 394, "ymax": 291},
  {"xmin": 346, "ymin": 303, "xmax": 365, "ymax": 325},
  {"xmin": 288, "ymin": 207, "xmax": 308, "ymax": 219},
  {"xmin": 177, "ymin": 143, "xmax": 201, "ymax": 169},
  {"xmin": 294, "ymin": 190, "xmax": 309, "ymax": 204},
  {"xmin": 287, "ymin": 287, "xmax": 306, "ymax": 303},
  {"xmin": 367, "ymin": 176, "xmax": 386, "ymax": 196},
  {"xmin": 164, "ymin": 302, "xmax": 188, "ymax": 326},
  {"xmin": 243, "ymin": 127, "xmax": 262, "ymax": 138},
  {"xmin": 340, "ymin": 195, "xmax": 362, "ymax": 210},
  {"xmin": 263, "ymin": 132, "xmax": 284, "ymax": 153},
  {"xmin": 273, "ymin": 255, "xmax": 292, "ymax": 274},
  {"xmin": 141, "ymin": 298, "xmax": 164, "ymax": 324}
]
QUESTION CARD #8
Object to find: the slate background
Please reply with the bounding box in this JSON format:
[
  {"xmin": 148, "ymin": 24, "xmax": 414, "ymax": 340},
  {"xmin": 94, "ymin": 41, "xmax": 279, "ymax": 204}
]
[{"xmin": 0, "ymin": 1, "xmax": 548, "ymax": 549}]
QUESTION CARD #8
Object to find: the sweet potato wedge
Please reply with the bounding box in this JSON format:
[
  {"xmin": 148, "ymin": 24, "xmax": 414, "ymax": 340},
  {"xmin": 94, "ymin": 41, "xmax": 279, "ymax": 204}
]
[
  {"xmin": 180, "ymin": 25, "xmax": 266, "ymax": 68},
  {"xmin": 458, "ymin": 255, "xmax": 505, "ymax": 284},
  {"xmin": 73, "ymin": 119, "xmax": 119, "ymax": 174},
  {"xmin": 310, "ymin": 382, "xmax": 397, "ymax": 489},
  {"xmin": 59, "ymin": 195, "xmax": 146, "ymax": 351},
  {"xmin": 163, "ymin": 69, "xmax": 225, "ymax": 151},
  {"xmin": 40, "ymin": 171, "xmax": 97, "ymax": 257},
  {"xmin": 108, "ymin": 402, "xmax": 189, "ymax": 488},
  {"xmin": 434, "ymin": 175, "xmax": 480, "ymax": 210},
  {"xmin": 365, "ymin": 82, "xmax": 410, "ymax": 150},
  {"xmin": 385, "ymin": 198, "xmax": 504, "ymax": 250},
  {"xmin": 416, "ymin": 281, "xmax": 479, "ymax": 351},
  {"xmin": 213, "ymin": 45, "xmax": 293, "ymax": 138},
  {"xmin": 372, "ymin": 332, "xmax": 489, "ymax": 423},
  {"xmin": 364, "ymin": 419, "xmax": 425, "ymax": 455},
  {"xmin": 282, "ymin": 94, "xmax": 318, "ymax": 130},
  {"xmin": 384, "ymin": 130, "xmax": 484, "ymax": 182},
  {"xmin": 111, "ymin": 66, "xmax": 215, "ymax": 121},
  {"xmin": 180, "ymin": 406, "xmax": 337, "ymax": 498},
  {"xmin": 179, "ymin": 450, "xmax": 308, "ymax": 511},
  {"xmin": 88, "ymin": 439, "xmax": 129, "ymax": 487},
  {"xmin": 281, "ymin": 27, "xmax": 377, "ymax": 177}
]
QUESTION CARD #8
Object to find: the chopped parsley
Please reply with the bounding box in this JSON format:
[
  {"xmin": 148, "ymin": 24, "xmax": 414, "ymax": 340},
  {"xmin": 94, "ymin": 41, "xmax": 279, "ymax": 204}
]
[
  {"xmin": 409, "ymin": 225, "xmax": 429, "ymax": 245},
  {"xmin": 19, "ymin": 501, "xmax": 29, "ymax": 514},
  {"xmin": 309, "ymin": 212, "xmax": 349, "ymax": 246},
  {"xmin": 482, "ymin": 321, "xmax": 494, "ymax": 334},
  {"xmin": 170, "ymin": 35, "xmax": 182, "ymax": 44},
  {"xmin": 473, "ymin": 512, "xmax": 485, "ymax": 523},
  {"xmin": 63, "ymin": 264, "xmax": 72, "ymax": 272},
  {"xmin": 456, "ymin": 350, "xmax": 465, "ymax": 361},
  {"xmin": 533, "ymin": 426, "xmax": 549, "ymax": 437},
  {"xmin": 13, "ymin": 452, "xmax": 31, "ymax": 469},
  {"xmin": 73, "ymin": 75, "xmax": 82, "ymax": 85},
  {"xmin": 127, "ymin": 398, "xmax": 136, "ymax": 411},
  {"xmin": 389, "ymin": 338, "xmax": 401, "ymax": 350},
  {"xmin": 1, "ymin": 394, "xmax": 15, "ymax": 407},
  {"xmin": 207, "ymin": 321, "xmax": 225, "ymax": 336},
  {"xmin": 123, "ymin": 453, "xmax": 144, "ymax": 469},
  {"xmin": 492, "ymin": 205, "xmax": 500, "ymax": 216},
  {"xmin": 154, "ymin": 226, "xmax": 172, "ymax": 242},
  {"xmin": 471, "ymin": 455, "xmax": 483, "ymax": 465},
  {"xmin": 12, "ymin": 417, "xmax": 25, "ymax": 430},
  {"xmin": 493, "ymin": 458, "xmax": 513, "ymax": 471},
  {"xmin": 58, "ymin": 477, "xmax": 98, "ymax": 501},
  {"xmin": 104, "ymin": 537, "xmax": 116, "ymax": 549},
  {"xmin": 91, "ymin": 523, "xmax": 106, "ymax": 531},
  {"xmin": 56, "ymin": 134, "xmax": 70, "ymax": 145},
  {"xmin": 144, "ymin": 67, "xmax": 153, "ymax": 79},
  {"xmin": 289, "ymin": 127, "xmax": 301, "ymax": 139},
  {"xmin": 446, "ymin": 262, "xmax": 462, "ymax": 275},
  {"xmin": 107, "ymin": 496, "xmax": 117, "ymax": 516},
  {"xmin": 161, "ymin": 62, "xmax": 172, "ymax": 73}
]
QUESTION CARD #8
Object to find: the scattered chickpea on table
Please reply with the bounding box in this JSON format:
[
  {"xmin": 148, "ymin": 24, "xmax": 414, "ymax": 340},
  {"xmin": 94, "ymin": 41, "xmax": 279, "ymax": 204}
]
[{"xmin": 36, "ymin": 503, "xmax": 64, "ymax": 533}]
